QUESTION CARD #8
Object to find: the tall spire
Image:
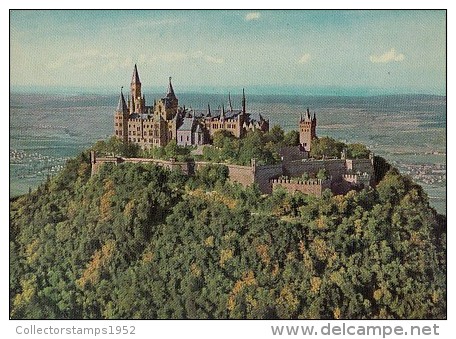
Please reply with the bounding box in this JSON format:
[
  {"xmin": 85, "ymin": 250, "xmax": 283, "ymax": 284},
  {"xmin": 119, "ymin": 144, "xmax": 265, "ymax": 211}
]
[
  {"xmin": 167, "ymin": 76, "xmax": 176, "ymax": 98},
  {"xmin": 207, "ymin": 103, "xmax": 211, "ymax": 117},
  {"xmin": 131, "ymin": 64, "xmax": 141, "ymax": 84},
  {"xmin": 116, "ymin": 87, "xmax": 128, "ymax": 114},
  {"xmin": 242, "ymin": 88, "xmax": 246, "ymax": 114},
  {"xmin": 306, "ymin": 108, "xmax": 311, "ymax": 120},
  {"xmin": 228, "ymin": 92, "xmax": 233, "ymax": 112}
]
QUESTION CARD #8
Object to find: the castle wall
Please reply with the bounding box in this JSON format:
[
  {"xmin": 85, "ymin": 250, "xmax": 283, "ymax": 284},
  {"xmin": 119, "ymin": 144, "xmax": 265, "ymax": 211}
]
[
  {"xmin": 283, "ymin": 159, "xmax": 347, "ymax": 181},
  {"xmin": 346, "ymin": 159, "xmax": 375, "ymax": 176},
  {"xmin": 279, "ymin": 146, "xmax": 309, "ymax": 162},
  {"xmin": 271, "ymin": 178, "xmax": 331, "ymax": 197},
  {"xmin": 254, "ymin": 163, "xmax": 284, "ymax": 193},
  {"xmin": 193, "ymin": 161, "xmax": 255, "ymax": 187},
  {"xmin": 90, "ymin": 153, "xmax": 375, "ymax": 196}
]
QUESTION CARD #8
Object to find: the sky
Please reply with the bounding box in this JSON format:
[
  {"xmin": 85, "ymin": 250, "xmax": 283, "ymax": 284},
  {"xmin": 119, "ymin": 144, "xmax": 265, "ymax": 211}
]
[{"xmin": 10, "ymin": 10, "xmax": 446, "ymax": 95}]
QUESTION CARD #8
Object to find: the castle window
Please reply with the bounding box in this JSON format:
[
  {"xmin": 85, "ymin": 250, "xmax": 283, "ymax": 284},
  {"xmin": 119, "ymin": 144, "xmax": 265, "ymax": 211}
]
[
  {"xmin": 133, "ymin": 131, "xmax": 136, "ymax": 136},
  {"xmin": 115, "ymin": 130, "xmax": 118, "ymax": 135},
  {"xmin": 119, "ymin": 131, "xmax": 122, "ymax": 136},
  {"xmin": 119, "ymin": 123, "xmax": 122, "ymax": 127},
  {"xmin": 129, "ymin": 131, "xmax": 131, "ymax": 135}
]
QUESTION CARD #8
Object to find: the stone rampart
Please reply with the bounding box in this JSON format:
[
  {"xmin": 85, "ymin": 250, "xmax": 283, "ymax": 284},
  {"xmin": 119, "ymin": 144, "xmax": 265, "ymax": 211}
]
[{"xmin": 271, "ymin": 178, "xmax": 331, "ymax": 197}]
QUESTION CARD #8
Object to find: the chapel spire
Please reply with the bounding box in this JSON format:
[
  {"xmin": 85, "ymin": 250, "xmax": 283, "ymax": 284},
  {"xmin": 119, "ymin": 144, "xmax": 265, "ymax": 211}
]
[
  {"xmin": 242, "ymin": 88, "xmax": 246, "ymax": 114},
  {"xmin": 131, "ymin": 64, "xmax": 141, "ymax": 85},
  {"xmin": 167, "ymin": 77, "xmax": 176, "ymax": 98}
]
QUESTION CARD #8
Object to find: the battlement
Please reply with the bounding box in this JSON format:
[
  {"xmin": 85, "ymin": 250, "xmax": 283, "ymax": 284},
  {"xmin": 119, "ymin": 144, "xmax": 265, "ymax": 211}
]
[
  {"xmin": 343, "ymin": 172, "xmax": 371, "ymax": 185},
  {"xmin": 271, "ymin": 178, "xmax": 329, "ymax": 186},
  {"xmin": 271, "ymin": 177, "xmax": 331, "ymax": 197}
]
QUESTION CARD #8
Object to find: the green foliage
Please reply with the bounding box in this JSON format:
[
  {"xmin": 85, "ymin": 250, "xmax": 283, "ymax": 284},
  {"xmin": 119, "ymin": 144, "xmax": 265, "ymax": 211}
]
[
  {"xmin": 203, "ymin": 129, "xmax": 278, "ymax": 166},
  {"xmin": 190, "ymin": 164, "xmax": 229, "ymax": 191},
  {"xmin": 283, "ymin": 130, "xmax": 300, "ymax": 146},
  {"xmin": 347, "ymin": 143, "xmax": 370, "ymax": 159},
  {"xmin": 374, "ymin": 155, "xmax": 392, "ymax": 182},
  {"xmin": 10, "ymin": 149, "xmax": 446, "ymax": 319},
  {"xmin": 92, "ymin": 136, "xmax": 140, "ymax": 158},
  {"xmin": 316, "ymin": 169, "xmax": 329, "ymax": 180},
  {"xmin": 310, "ymin": 137, "xmax": 345, "ymax": 159}
]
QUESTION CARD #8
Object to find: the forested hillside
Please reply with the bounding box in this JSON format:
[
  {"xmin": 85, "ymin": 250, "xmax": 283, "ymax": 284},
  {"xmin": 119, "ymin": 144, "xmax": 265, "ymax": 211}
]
[{"xmin": 10, "ymin": 151, "xmax": 446, "ymax": 319}]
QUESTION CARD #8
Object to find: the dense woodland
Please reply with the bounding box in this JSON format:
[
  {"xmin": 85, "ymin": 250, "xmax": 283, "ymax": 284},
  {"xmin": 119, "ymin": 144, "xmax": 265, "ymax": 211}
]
[{"xmin": 10, "ymin": 144, "xmax": 446, "ymax": 319}]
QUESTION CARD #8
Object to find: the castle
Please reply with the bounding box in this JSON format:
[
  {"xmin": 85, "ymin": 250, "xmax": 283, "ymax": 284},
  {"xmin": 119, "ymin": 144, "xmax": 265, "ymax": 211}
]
[
  {"xmin": 114, "ymin": 65, "xmax": 269, "ymax": 149},
  {"xmin": 102, "ymin": 64, "xmax": 375, "ymax": 197}
]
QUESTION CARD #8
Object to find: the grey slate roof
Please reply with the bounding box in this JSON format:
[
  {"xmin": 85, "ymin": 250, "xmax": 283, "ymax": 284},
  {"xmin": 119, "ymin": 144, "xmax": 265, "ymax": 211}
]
[
  {"xmin": 166, "ymin": 77, "xmax": 176, "ymax": 98},
  {"xmin": 178, "ymin": 117, "xmax": 195, "ymax": 131},
  {"xmin": 116, "ymin": 91, "xmax": 128, "ymax": 113}
]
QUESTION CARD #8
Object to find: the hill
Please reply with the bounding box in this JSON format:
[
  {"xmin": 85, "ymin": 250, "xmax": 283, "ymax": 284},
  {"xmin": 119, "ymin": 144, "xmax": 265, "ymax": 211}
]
[{"xmin": 10, "ymin": 150, "xmax": 446, "ymax": 319}]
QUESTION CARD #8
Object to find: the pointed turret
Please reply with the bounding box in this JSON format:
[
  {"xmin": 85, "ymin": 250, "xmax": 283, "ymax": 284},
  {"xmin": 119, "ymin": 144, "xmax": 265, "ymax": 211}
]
[
  {"xmin": 116, "ymin": 88, "xmax": 128, "ymax": 114},
  {"xmin": 313, "ymin": 112, "xmax": 316, "ymax": 121},
  {"xmin": 131, "ymin": 64, "xmax": 141, "ymax": 85},
  {"xmin": 306, "ymin": 108, "xmax": 311, "ymax": 120},
  {"xmin": 242, "ymin": 88, "xmax": 246, "ymax": 114},
  {"xmin": 167, "ymin": 77, "xmax": 176, "ymax": 98},
  {"xmin": 207, "ymin": 103, "xmax": 211, "ymax": 117},
  {"xmin": 130, "ymin": 64, "xmax": 142, "ymax": 113},
  {"xmin": 228, "ymin": 92, "xmax": 233, "ymax": 112}
]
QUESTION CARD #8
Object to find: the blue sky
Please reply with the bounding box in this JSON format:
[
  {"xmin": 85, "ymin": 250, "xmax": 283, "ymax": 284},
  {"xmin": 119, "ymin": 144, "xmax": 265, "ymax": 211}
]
[{"xmin": 10, "ymin": 10, "xmax": 446, "ymax": 95}]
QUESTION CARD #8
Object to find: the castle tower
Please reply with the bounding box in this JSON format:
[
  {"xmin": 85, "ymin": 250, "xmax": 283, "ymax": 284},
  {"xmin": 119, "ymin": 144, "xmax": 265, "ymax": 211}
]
[
  {"xmin": 114, "ymin": 88, "xmax": 129, "ymax": 143},
  {"xmin": 241, "ymin": 88, "xmax": 246, "ymax": 114},
  {"xmin": 299, "ymin": 108, "xmax": 317, "ymax": 152},
  {"xmin": 166, "ymin": 76, "xmax": 178, "ymax": 112},
  {"xmin": 130, "ymin": 64, "xmax": 143, "ymax": 113}
]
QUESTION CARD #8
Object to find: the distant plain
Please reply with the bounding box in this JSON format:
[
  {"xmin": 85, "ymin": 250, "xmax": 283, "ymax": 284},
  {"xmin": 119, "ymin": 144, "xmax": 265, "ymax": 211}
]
[{"xmin": 10, "ymin": 92, "xmax": 446, "ymax": 214}]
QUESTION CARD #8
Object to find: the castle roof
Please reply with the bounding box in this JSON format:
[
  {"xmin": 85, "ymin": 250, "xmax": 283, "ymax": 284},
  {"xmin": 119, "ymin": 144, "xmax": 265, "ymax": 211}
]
[
  {"xmin": 131, "ymin": 64, "xmax": 141, "ymax": 84},
  {"xmin": 178, "ymin": 117, "xmax": 195, "ymax": 131},
  {"xmin": 129, "ymin": 113, "xmax": 150, "ymax": 120},
  {"xmin": 166, "ymin": 77, "xmax": 176, "ymax": 98},
  {"xmin": 116, "ymin": 90, "xmax": 128, "ymax": 113}
]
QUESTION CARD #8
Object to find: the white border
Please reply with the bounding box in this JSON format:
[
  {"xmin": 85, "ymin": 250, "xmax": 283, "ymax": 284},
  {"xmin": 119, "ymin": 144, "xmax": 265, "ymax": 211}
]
[{"xmin": 3, "ymin": 2, "xmax": 452, "ymax": 338}]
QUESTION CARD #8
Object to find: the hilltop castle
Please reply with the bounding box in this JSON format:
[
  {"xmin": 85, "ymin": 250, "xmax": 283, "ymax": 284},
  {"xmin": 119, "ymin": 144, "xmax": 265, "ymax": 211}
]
[
  {"xmin": 102, "ymin": 65, "xmax": 376, "ymax": 197},
  {"xmin": 114, "ymin": 65, "xmax": 270, "ymax": 149}
]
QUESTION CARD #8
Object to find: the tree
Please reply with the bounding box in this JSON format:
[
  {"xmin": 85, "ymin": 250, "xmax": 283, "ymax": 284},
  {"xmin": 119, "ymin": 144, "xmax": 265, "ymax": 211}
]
[
  {"xmin": 347, "ymin": 143, "xmax": 370, "ymax": 159},
  {"xmin": 283, "ymin": 130, "xmax": 300, "ymax": 146},
  {"xmin": 310, "ymin": 137, "xmax": 345, "ymax": 159}
]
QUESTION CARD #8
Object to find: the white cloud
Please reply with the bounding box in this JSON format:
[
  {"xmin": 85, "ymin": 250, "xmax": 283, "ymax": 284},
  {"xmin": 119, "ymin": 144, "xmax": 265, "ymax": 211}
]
[
  {"xmin": 370, "ymin": 48, "xmax": 405, "ymax": 63},
  {"xmin": 245, "ymin": 12, "xmax": 261, "ymax": 21},
  {"xmin": 187, "ymin": 51, "xmax": 224, "ymax": 64},
  {"xmin": 48, "ymin": 49, "xmax": 224, "ymax": 74},
  {"xmin": 47, "ymin": 50, "xmax": 132, "ymax": 72},
  {"xmin": 149, "ymin": 51, "xmax": 224, "ymax": 65},
  {"xmin": 298, "ymin": 53, "xmax": 311, "ymax": 64}
]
